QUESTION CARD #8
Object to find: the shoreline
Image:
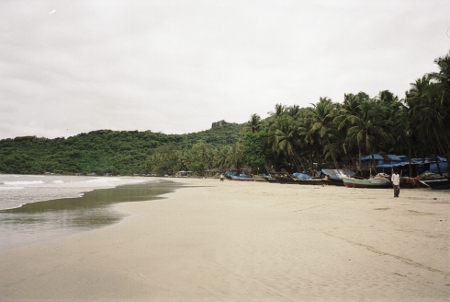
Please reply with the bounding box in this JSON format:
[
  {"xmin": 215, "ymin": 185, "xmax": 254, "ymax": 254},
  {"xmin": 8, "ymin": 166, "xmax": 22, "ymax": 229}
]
[
  {"xmin": 0, "ymin": 177, "xmax": 183, "ymax": 252},
  {"xmin": 0, "ymin": 178, "xmax": 449, "ymax": 301}
]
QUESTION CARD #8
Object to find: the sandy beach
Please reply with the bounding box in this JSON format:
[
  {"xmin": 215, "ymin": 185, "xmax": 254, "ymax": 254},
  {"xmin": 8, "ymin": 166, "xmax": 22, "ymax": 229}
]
[{"xmin": 0, "ymin": 178, "xmax": 448, "ymax": 301}]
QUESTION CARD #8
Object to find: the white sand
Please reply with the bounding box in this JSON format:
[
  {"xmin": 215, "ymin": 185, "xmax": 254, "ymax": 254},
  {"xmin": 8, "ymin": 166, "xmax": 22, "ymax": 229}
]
[{"xmin": 0, "ymin": 178, "xmax": 449, "ymax": 301}]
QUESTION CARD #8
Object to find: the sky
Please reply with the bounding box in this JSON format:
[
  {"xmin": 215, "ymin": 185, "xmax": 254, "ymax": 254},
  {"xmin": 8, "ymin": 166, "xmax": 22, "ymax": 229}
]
[{"xmin": 1, "ymin": 0, "xmax": 449, "ymax": 139}]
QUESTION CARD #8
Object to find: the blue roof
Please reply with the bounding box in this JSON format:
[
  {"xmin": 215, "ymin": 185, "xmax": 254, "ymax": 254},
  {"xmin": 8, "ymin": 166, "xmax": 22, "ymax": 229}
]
[
  {"xmin": 386, "ymin": 154, "xmax": 402, "ymax": 161},
  {"xmin": 360, "ymin": 154, "xmax": 383, "ymax": 160}
]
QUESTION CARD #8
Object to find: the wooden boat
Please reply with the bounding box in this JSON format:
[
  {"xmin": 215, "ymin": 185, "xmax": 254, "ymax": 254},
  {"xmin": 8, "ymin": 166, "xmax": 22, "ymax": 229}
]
[
  {"xmin": 327, "ymin": 177, "xmax": 344, "ymax": 186},
  {"xmin": 418, "ymin": 172, "xmax": 449, "ymax": 189},
  {"xmin": 272, "ymin": 174, "xmax": 297, "ymax": 184},
  {"xmin": 321, "ymin": 169, "xmax": 355, "ymax": 186},
  {"xmin": 223, "ymin": 170, "xmax": 238, "ymax": 180},
  {"xmin": 342, "ymin": 177, "xmax": 391, "ymax": 188},
  {"xmin": 419, "ymin": 177, "xmax": 449, "ymax": 189},
  {"xmin": 420, "ymin": 178, "xmax": 449, "ymax": 189},
  {"xmin": 400, "ymin": 177, "xmax": 425, "ymax": 188},
  {"xmin": 265, "ymin": 175, "xmax": 278, "ymax": 183},
  {"xmin": 293, "ymin": 178, "xmax": 328, "ymax": 185},
  {"xmin": 251, "ymin": 174, "xmax": 269, "ymax": 182},
  {"xmin": 231, "ymin": 175, "xmax": 254, "ymax": 181}
]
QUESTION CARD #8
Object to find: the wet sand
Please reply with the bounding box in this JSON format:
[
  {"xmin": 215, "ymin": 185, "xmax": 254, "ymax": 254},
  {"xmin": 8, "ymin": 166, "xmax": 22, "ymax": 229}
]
[{"xmin": 0, "ymin": 178, "xmax": 448, "ymax": 301}]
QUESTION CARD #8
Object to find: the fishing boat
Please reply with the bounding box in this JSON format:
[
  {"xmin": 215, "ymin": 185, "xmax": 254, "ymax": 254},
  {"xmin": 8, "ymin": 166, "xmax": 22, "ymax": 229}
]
[
  {"xmin": 420, "ymin": 178, "xmax": 449, "ymax": 189},
  {"xmin": 223, "ymin": 170, "xmax": 238, "ymax": 180},
  {"xmin": 321, "ymin": 169, "xmax": 355, "ymax": 186},
  {"xmin": 272, "ymin": 174, "xmax": 297, "ymax": 184},
  {"xmin": 230, "ymin": 175, "xmax": 254, "ymax": 181},
  {"xmin": 418, "ymin": 172, "xmax": 449, "ymax": 189},
  {"xmin": 251, "ymin": 174, "xmax": 269, "ymax": 182},
  {"xmin": 293, "ymin": 178, "xmax": 328, "ymax": 185},
  {"xmin": 342, "ymin": 176, "xmax": 391, "ymax": 188},
  {"xmin": 400, "ymin": 177, "xmax": 425, "ymax": 188}
]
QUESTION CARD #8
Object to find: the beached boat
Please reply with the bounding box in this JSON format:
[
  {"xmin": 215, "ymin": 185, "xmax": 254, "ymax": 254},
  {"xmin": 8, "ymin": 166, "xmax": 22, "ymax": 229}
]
[
  {"xmin": 251, "ymin": 174, "xmax": 269, "ymax": 182},
  {"xmin": 290, "ymin": 172, "xmax": 327, "ymax": 185},
  {"xmin": 321, "ymin": 169, "xmax": 355, "ymax": 186},
  {"xmin": 420, "ymin": 178, "xmax": 449, "ymax": 189},
  {"xmin": 342, "ymin": 177, "xmax": 391, "ymax": 188},
  {"xmin": 272, "ymin": 174, "xmax": 326, "ymax": 185},
  {"xmin": 400, "ymin": 177, "xmax": 425, "ymax": 188},
  {"xmin": 223, "ymin": 170, "xmax": 238, "ymax": 180},
  {"xmin": 272, "ymin": 174, "xmax": 297, "ymax": 184},
  {"xmin": 418, "ymin": 172, "xmax": 449, "ymax": 189},
  {"xmin": 293, "ymin": 178, "xmax": 328, "ymax": 185},
  {"xmin": 231, "ymin": 175, "xmax": 254, "ymax": 181}
]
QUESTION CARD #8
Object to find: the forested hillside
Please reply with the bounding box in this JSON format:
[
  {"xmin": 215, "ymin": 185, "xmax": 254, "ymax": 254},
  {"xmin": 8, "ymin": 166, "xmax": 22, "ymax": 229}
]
[{"xmin": 0, "ymin": 122, "xmax": 244, "ymax": 175}]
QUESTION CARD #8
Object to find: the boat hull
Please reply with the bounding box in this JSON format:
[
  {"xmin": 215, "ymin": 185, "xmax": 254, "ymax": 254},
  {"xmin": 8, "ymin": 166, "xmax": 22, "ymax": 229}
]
[
  {"xmin": 231, "ymin": 176, "xmax": 254, "ymax": 181},
  {"xmin": 273, "ymin": 175, "xmax": 297, "ymax": 184},
  {"xmin": 294, "ymin": 179, "xmax": 328, "ymax": 185},
  {"xmin": 420, "ymin": 178, "xmax": 449, "ymax": 190},
  {"xmin": 327, "ymin": 178, "xmax": 344, "ymax": 186},
  {"xmin": 343, "ymin": 178, "xmax": 391, "ymax": 188},
  {"xmin": 251, "ymin": 175, "xmax": 269, "ymax": 182}
]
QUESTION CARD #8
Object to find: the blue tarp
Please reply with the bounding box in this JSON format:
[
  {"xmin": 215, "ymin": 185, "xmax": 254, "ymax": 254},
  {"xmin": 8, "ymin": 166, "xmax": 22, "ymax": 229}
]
[
  {"xmin": 430, "ymin": 161, "xmax": 448, "ymax": 174},
  {"xmin": 360, "ymin": 154, "xmax": 384, "ymax": 161},
  {"xmin": 375, "ymin": 156, "xmax": 448, "ymax": 174},
  {"xmin": 385, "ymin": 154, "xmax": 402, "ymax": 161}
]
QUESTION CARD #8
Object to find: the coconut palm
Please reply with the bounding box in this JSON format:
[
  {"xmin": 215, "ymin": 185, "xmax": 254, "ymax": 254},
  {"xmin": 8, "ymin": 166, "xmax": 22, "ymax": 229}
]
[
  {"xmin": 428, "ymin": 51, "xmax": 450, "ymax": 108},
  {"xmin": 428, "ymin": 52, "xmax": 450, "ymax": 156},
  {"xmin": 267, "ymin": 103, "xmax": 286, "ymax": 119},
  {"xmin": 214, "ymin": 145, "xmax": 232, "ymax": 170},
  {"xmin": 335, "ymin": 93, "xmax": 370, "ymax": 169},
  {"xmin": 406, "ymin": 76, "xmax": 448, "ymax": 175},
  {"xmin": 245, "ymin": 114, "xmax": 262, "ymax": 133},
  {"xmin": 287, "ymin": 105, "xmax": 302, "ymax": 120},
  {"xmin": 227, "ymin": 143, "xmax": 245, "ymax": 170},
  {"xmin": 374, "ymin": 90, "xmax": 408, "ymax": 154},
  {"xmin": 268, "ymin": 117, "xmax": 305, "ymax": 171},
  {"xmin": 343, "ymin": 100, "xmax": 392, "ymax": 170},
  {"xmin": 307, "ymin": 97, "xmax": 340, "ymax": 169}
]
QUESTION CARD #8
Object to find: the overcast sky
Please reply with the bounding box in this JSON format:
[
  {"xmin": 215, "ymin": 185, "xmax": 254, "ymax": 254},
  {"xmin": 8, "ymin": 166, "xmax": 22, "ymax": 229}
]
[{"xmin": 1, "ymin": 1, "xmax": 449, "ymax": 139}]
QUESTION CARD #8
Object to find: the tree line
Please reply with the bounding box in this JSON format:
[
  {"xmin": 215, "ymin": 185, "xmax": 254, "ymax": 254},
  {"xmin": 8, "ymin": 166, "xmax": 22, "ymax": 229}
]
[
  {"xmin": 0, "ymin": 123, "xmax": 244, "ymax": 175},
  {"xmin": 240, "ymin": 51, "xmax": 449, "ymax": 175},
  {"xmin": 1, "ymin": 51, "xmax": 448, "ymax": 177}
]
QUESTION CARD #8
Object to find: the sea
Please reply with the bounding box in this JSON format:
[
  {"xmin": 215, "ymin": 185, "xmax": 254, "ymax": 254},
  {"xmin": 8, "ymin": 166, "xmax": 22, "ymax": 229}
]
[{"xmin": 0, "ymin": 174, "xmax": 181, "ymax": 251}]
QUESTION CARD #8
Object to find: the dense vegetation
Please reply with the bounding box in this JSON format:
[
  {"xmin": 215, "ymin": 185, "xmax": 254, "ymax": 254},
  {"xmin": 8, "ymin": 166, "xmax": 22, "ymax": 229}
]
[
  {"xmin": 0, "ymin": 122, "xmax": 244, "ymax": 175},
  {"xmin": 1, "ymin": 51, "xmax": 449, "ymax": 177},
  {"xmin": 240, "ymin": 51, "xmax": 449, "ymax": 175}
]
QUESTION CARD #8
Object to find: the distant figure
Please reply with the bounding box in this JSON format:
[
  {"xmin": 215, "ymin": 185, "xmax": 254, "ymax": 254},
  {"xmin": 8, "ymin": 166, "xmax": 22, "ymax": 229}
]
[
  {"xmin": 391, "ymin": 171, "xmax": 400, "ymax": 197},
  {"xmin": 220, "ymin": 174, "xmax": 224, "ymax": 182}
]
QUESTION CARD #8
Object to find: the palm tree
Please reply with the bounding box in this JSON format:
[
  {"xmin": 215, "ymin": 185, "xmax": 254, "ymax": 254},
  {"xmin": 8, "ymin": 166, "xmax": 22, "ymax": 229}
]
[
  {"xmin": 428, "ymin": 51, "xmax": 450, "ymax": 109},
  {"xmin": 268, "ymin": 117, "xmax": 304, "ymax": 171},
  {"xmin": 214, "ymin": 145, "xmax": 232, "ymax": 170},
  {"xmin": 267, "ymin": 103, "xmax": 286, "ymax": 119},
  {"xmin": 245, "ymin": 114, "xmax": 262, "ymax": 133},
  {"xmin": 307, "ymin": 97, "xmax": 340, "ymax": 169},
  {"xmin": 227, "ymin": 143, "xmax": 245, "ymax": 170},
  {"xmin": 343, "ymin": 100, "xmax": 392, "ymax": 171},
  {"xmin": 374, "ymin": 90, "xmax": 408, "ymax": 154},
  {"xmin": 287, "ymin": 105, "xmax": 301, "ymax": 120},
  {"xmin": 406, "ymin": 76, "xmax": 448, "ymax": 175},
  {"xmin": 428, "ymin": 52, "xmax": 450, "ymax": 166},
  {"xmin": 335, "ymin": 93, "xmax": 371, "ymax": 169}
]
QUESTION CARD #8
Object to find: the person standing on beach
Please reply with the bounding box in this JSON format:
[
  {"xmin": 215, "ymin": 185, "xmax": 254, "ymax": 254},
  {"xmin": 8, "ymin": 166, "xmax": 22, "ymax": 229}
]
[{"xmin": 391, "ymin": 171, "xmax": 400, "ymax": 197}]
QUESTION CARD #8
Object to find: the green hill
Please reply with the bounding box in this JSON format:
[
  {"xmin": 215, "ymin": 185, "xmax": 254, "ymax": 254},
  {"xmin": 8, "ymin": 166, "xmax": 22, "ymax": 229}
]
[{"xmin": 0, "ymin": 121, "xmax": 244, "ymax": 175}]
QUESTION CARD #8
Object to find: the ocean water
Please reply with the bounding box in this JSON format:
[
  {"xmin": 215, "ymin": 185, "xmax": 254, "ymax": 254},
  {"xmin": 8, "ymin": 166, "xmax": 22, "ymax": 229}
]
[{"xmin": 0, "ymin": 174, "xmax": 181, "ymax": 251}]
